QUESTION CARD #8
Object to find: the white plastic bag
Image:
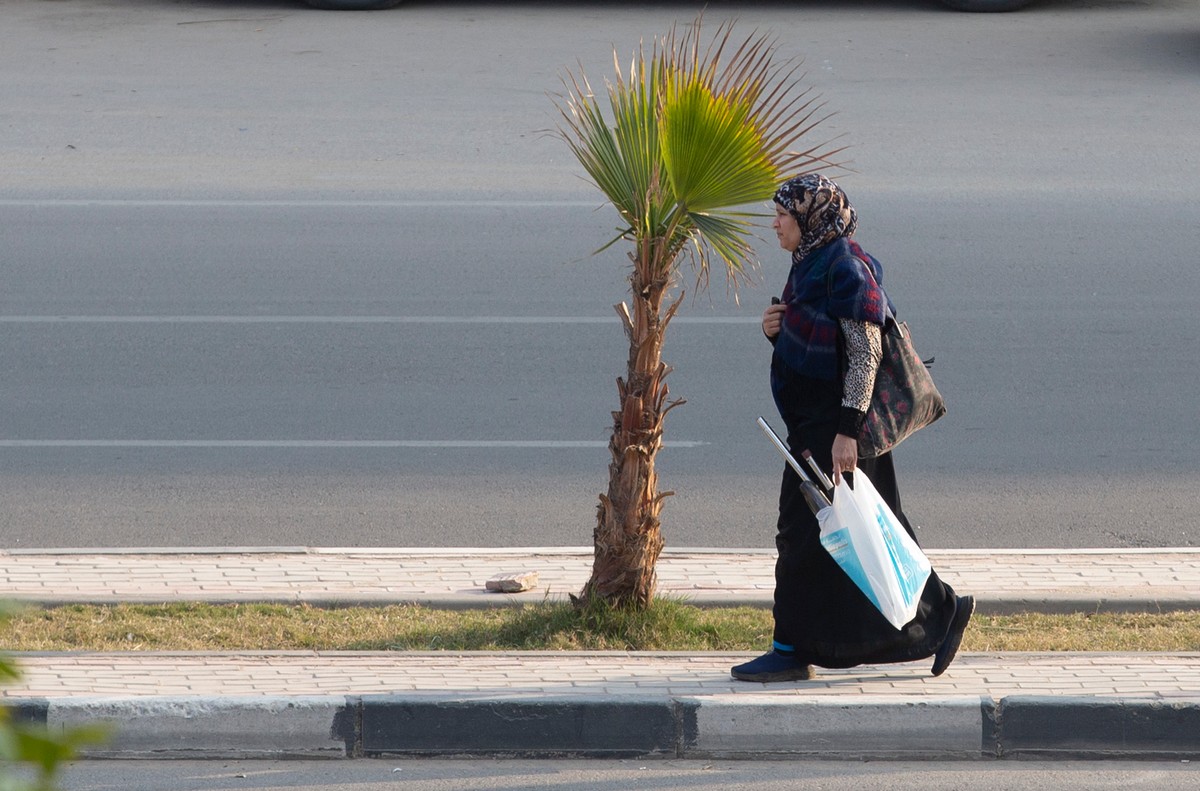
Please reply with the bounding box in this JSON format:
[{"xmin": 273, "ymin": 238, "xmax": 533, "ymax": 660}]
[{"xmin": 816, "ymin": 470, "xmax": 932, "ymax": 630}]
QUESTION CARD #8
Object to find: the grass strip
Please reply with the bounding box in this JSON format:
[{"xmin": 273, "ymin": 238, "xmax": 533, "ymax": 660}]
[{"xmin": 2, "ymin": 602, "xmax": 1199, "ymax": 653}]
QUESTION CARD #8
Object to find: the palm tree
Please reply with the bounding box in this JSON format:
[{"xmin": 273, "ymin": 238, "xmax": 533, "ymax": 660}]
[{"xmin": 553, "ymin": 17, "xmax": 842, "ymax": 609}]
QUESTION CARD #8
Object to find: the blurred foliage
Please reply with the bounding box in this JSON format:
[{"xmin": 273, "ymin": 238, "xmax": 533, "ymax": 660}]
[{"xmin": 1, "ymin": 603, "xmax": 108, "ymax": 791}]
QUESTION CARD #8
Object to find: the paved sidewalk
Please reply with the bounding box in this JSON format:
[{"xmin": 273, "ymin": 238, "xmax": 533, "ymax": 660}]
[
  {"xmin": 4, "ymin": 546, "xmax": 1200, "ymax": 613},
  {"xmin": 3, "ymin": 547, "xmax": 1200, "ymax": 761}
]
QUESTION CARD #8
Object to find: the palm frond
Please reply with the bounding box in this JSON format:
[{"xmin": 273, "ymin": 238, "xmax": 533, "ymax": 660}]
[
  {"xmin": 659, "ymin": 75, "xmax": 775, "ymax": 212},
  {"xmin": 687, "ymin": 211, "xmax": 758, "ymax": 273},
  {"xmin": 552, "ymin": 15, "xmax": 843, "ymax": 282},
  {"xmin": 555, "ymin": 72, "xmax": 637, "ymax": 220}
]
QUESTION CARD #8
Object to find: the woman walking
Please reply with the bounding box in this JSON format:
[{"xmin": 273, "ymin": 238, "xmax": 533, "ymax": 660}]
[{"xmin": 732, "ymin": 174, "xmax": 973, "ymax": 683}]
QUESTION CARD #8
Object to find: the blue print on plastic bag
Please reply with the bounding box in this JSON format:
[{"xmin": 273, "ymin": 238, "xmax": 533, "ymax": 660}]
[
  {"xmin": 819, "ymin": 527, "xmax": 883, "ymax": 613},
  {"xmin": 875, "ymin": 503, "xmax": 924, "ymax": 605}
]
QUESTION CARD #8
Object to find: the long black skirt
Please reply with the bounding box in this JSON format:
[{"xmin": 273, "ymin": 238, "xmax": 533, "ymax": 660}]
[{"xmin": 771, "ymin": 362, "xmax": 957, "ymax": 669}]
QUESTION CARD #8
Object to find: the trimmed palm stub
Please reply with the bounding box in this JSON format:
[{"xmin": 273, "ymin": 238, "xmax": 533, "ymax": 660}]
[{"xmin": 554, "ymin": 18, "xmax": 841, "ymax": 609}]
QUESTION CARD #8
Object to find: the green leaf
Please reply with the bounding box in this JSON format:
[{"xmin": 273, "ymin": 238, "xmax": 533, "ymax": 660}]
[
  {"xmin": 687, "ymin": 211, "xmax": 757, "ymax": 272},
  {"xmin": 659, "ymin": 76, "xmax": 776, "ymax": 214},
  {"xmin": 553, "ymin": 16, "xmax": 838, "ymax": 283}
]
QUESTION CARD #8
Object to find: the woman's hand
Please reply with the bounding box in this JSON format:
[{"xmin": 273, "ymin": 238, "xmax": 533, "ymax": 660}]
[
  {"xmin": 831, "ymin": 434, "xmax": 858, "ymax": 485},
  {"xmin": 762, "ymin": 302, "xmax": 787, "ymax": 339}
]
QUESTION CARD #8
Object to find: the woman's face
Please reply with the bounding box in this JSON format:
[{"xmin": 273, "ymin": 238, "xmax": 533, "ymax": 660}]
[{"xmin": 773, "ymin": 204, "xmax": 802, "ymax": 252}]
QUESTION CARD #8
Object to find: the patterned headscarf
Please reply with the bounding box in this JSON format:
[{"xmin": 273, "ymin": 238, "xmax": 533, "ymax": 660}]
[
  {"xmin": 770, "ymin": 174, "xmax": 889, "ymax": 385},
  {"xmin": 773, "ymin": 174, "xmax": 858, "ymax": 261}
]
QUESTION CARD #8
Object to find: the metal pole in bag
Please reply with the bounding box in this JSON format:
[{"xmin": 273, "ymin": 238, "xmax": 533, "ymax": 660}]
[
  {"xmin": 757, "ymin": 417, "xmax": 832, "ymax": 513},
  {"xmin": 756, "ymin": 416, "xmax": 810, "ymax": 482}
]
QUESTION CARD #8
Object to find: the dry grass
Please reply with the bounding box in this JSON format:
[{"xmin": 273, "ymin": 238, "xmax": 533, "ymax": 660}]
[
  {"xmin": 967, "ymin": 611, "xmax": 1200, "ymax": 652},
  {"xmin": 1, "ymin": 602, "xmax": 1198, "ymax": 653}
]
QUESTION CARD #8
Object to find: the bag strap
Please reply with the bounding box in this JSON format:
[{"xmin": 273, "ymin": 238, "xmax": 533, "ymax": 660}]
[
  {"xmin": 825, "ymin": 256, "xmax": 896, "ymax": 329},
  {"xmin": 828, "ymin": 260, "xmax": 937, "ymax": 376}
]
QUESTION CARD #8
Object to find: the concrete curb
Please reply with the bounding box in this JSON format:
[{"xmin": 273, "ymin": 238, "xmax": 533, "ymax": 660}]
[
  {"xmin": 10, "ymin": 695, "xmax": 1200, "ymax": 760},
  {"xmin": 14, "ymin": 696, "xmax": 351, "ymax": 759},
  {"xmin": 996, "ymin": 696, "xmax": 1200, "ymax": 759}
]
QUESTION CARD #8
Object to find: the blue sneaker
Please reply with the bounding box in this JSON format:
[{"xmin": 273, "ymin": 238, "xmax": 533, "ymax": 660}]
[{"xmin": 731, "ymin": 651, "xmax": 814, "ymax": 682}]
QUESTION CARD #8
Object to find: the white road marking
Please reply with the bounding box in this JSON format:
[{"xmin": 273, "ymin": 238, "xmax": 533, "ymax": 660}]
[
  {"xmin": 0, "ymin": 440, "xmax": 707, "ymax": 448},
  {"xmin": 0, "ymin": 316, "xmax": 757, "ymax": 324},
  {"xmin": 0, "ymin": 199, "xmax": 603, "ymax": 208}
]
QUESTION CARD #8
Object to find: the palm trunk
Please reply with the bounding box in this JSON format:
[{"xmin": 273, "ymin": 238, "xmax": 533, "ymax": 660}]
[{"xmin": 578, "ymin": 257, "xmax": 682, "ymax": 610}]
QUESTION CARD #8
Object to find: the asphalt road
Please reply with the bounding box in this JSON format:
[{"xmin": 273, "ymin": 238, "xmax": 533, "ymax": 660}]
[
  {"xmin": 53, "ymin": 759, "xmax": 1200, "ymax": 791},
  {"xmin": 1, "ymin": 0, "xmax": 1197, "ymax": 549}
]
